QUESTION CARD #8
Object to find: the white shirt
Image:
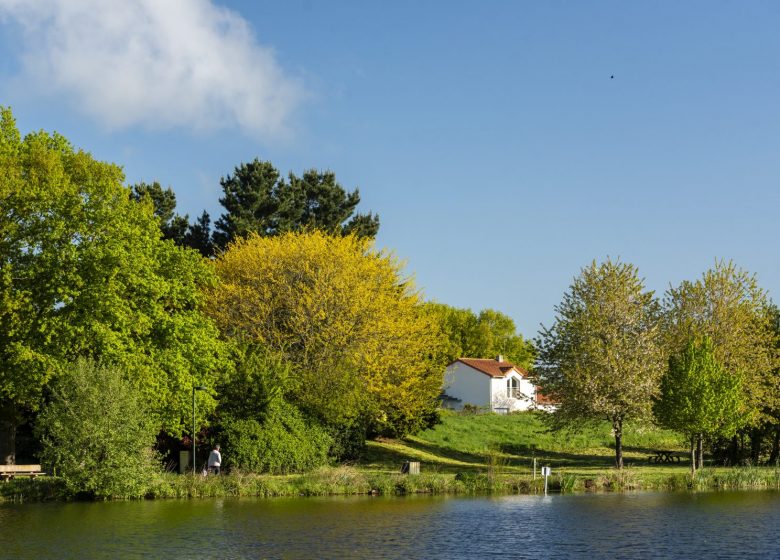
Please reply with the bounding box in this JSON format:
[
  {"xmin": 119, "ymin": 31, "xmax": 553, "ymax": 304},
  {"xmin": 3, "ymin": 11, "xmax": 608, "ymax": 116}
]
[{"xmin": 208, "ymin": 449, "xmax": 221, "ymax": 467}]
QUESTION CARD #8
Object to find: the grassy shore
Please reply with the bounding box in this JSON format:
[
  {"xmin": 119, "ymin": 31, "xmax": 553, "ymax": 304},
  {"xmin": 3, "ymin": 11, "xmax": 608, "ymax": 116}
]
[{"xmin": 4, "ymin": 411, "xmax": 780, "ymax": 502}]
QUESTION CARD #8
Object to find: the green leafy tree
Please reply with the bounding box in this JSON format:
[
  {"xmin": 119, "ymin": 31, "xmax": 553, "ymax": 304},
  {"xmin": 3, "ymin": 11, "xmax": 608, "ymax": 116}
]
[
  {"xmin": 767, "ymin": 305, "xmax": 780, "ymax": 465},
  {"xmin": 475, "ymin": 309, "xmax": 536, "ymax": 370},
  {"xmin": 216, "ymin": 344, "xmax": 290, "ymax": 422},
  {"xmin": 184, "ymin": 211, "xmax": 214, "ymax": 258},
  {"xmin": 535, "ymin": 259, "xmax": 665, "ymax": 468},
  {"xmin": 212, "ymin": 159, "xmax": 379, "ymax": 250},
  {"xmin": 130, "ymin": 181, "xmax": 189, "ymax": 244},
  {"xmin": 0, "ymin": 107, "xmax": 226, "ymax": 463},
  {"xmin": 425, "ymin": 304, "xmax": 535, "ymax": 370},
  {"xmin": 36, "ymin": 359, "xmax": 161, "ymax": 498},
  {"xmin": 654, "ymin": 337, "xmax": 743, "ymax": 474},
  {"xmin": 663, "ymin": 261, "xmax": 777, "ymax": 463},
  {"xmin": 131, "ymin": 183, "xmax": 216, "ymax": 257},
  {"xmin": 213, "ymin": 345, "xmax": 331, "ymax": 473}
]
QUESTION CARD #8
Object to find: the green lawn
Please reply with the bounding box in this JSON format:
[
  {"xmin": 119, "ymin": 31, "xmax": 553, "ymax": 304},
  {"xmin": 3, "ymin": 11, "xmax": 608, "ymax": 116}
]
[
  {"xmin": 361, "ymin": 410, "xmax": 688, "ymax": 476},
  {"xmin": 5, "ymin": 411, "xmax": 779, "ymax": 502}
]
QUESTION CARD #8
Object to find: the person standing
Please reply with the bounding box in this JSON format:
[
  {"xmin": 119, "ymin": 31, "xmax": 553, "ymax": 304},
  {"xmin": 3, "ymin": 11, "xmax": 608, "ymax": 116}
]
[{"xmin": 207, "ymin": 444, "xmax": 222, "ymax": 475}]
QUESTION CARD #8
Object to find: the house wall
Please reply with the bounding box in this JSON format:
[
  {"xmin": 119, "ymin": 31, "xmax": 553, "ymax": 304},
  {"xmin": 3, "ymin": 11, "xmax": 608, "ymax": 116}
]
[
  {"xmin": 443, "ymin": 363, "xmax": 491, "ymax": 410},
  {"xmin": 490, "ymin": 372, "xmax": 537, "ymax": 413}
]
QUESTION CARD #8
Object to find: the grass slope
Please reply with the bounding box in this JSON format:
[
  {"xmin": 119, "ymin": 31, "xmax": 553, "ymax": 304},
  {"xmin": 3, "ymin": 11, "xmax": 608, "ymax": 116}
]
[
  {"xmin": 7, "ymin": 411, "xmax": 780, "ymax": 502},
  {"xmin": 362, "ymin": 410, "xmax": 686, "ymax": 475}
]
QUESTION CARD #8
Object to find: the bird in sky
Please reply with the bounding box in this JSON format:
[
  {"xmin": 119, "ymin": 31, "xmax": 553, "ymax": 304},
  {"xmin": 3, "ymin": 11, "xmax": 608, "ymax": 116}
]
[{"xmin": 610, "ymin": 75, "xmax": 614, "ymax": 79}]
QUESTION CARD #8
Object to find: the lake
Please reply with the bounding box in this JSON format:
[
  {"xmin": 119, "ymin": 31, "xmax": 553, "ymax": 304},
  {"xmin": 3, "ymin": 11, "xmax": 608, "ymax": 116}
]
[{"xmin": 2, "ymin": 491, "xmax": 779, "ymax": 559}]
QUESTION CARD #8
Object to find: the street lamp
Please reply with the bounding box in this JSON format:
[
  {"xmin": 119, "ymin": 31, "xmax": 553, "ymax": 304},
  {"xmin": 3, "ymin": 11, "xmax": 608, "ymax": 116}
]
[{"xmin": 192, "ymin": 385, "xmax": 207, "ymax": 475}]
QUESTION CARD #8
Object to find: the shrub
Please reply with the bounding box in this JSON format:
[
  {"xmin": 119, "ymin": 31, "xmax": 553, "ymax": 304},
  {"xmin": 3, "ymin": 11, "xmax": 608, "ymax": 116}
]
[
  {"xmin": 219, "ymin": 399, "xmax": 331, "ymax": 474},
  {"xmin": 35, "ymin": 359, "xmax": 161, "ymax": 499}
]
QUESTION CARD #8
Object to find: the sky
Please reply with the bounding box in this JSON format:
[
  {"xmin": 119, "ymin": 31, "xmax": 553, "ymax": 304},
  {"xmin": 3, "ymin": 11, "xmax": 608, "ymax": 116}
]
[{"xmin": 0, "ymin": 0, "xmax": 778, "ymax": 338}]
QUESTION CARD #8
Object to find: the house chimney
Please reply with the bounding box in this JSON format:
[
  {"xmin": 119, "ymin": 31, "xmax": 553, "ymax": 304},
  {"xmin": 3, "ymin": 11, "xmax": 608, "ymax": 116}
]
[{"xmin": 496, "ymin": 355, "xmax": 504, "ymax": 363}]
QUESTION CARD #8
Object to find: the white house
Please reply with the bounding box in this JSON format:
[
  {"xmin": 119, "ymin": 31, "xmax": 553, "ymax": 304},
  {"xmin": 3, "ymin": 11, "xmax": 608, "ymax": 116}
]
[{"xmin": 442, "ymin": 356, "xmax": 553, "ymax": 413}]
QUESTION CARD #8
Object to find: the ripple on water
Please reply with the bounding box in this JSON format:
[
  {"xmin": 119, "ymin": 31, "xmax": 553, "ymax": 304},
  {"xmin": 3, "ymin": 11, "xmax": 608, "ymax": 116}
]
[{"xmin": 2, "ymin": 492, "xmax": 780, "ymax": 559}]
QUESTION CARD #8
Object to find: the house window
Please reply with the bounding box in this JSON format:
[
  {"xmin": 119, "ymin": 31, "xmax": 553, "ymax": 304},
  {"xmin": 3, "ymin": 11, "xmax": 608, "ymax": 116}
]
[{"xmin": 507, "ymin": 377, "xmax": 519, "ymax": 398}]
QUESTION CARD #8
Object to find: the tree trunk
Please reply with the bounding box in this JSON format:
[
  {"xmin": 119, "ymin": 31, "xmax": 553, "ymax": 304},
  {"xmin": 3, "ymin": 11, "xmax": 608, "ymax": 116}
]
[
  {"xmin": 750, "ymin": 428, "xmax": 762, "ymax": 466},
  {"xmin": 696, "ymin": 434, "xmax": 704, "ymax": 470},
  {"xmin": 769, "ymin": 427, "xmax": 780, "ymax": 467},
  {"xmin": 613, "ymin": 417, "xmax": 623, "ymax": 469},
  {"xmin": 0, "ymin": 401, "xmax": 18, "ymax": 465},
  {"xmin": 690, "ymin": 436, "xmax": 696, "ymax": 476},
  {"xmin": 728, "ymin": 435, "xmax": 739, "ymax": 466},
  {"xmin": 740, "ymin": 432, "xmax": 746, "ymax": 464}
]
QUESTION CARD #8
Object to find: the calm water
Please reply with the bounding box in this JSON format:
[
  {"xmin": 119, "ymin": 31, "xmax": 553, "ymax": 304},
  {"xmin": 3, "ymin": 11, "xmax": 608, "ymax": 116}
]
[{"xmin": 2, "ymin": 491, "xmax": 780, "ymax": 559}]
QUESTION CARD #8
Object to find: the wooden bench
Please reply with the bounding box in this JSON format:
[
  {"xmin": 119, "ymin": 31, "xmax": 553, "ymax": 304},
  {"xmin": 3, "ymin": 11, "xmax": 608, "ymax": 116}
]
[{"xmin": 0, "ymin": 464, "xmax": 45, "ymax": 481}]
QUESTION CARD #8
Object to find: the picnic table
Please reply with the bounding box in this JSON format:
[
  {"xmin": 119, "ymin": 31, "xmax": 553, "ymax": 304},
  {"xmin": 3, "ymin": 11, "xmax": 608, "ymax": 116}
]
[{"xmin": 647, "ymin": 450, "xmax": 682, "ymax": 464}]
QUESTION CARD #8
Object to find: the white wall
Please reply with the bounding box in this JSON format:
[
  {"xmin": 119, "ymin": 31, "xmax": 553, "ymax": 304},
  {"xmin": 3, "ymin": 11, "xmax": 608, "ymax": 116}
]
[
  {"xmin": 490, "ymin": 372, "xmax": 536, "ymax": 413},
  {"xmin": 443, "ymin": 363, "xmax": 538, "ymax": 413},
  {"xmin": 443, "ymin": 363, "xmax": 491, "ymax": 410}
]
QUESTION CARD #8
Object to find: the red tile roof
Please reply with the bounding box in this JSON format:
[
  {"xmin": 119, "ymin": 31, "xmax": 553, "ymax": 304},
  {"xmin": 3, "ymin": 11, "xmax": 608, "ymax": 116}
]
[
  {"xmin": 451, "ymin": 358, "xmax": 529, "ymax": 378},
  {"xmin": 534, "ymin": 389, "xmax": 556, "ymax": 405}
]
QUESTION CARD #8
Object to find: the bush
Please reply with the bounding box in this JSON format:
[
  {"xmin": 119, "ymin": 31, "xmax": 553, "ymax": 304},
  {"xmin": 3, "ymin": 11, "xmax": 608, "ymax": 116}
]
[
  {"xmin": 219, "ymin": 399, "xmax": 331, "ymax": 474},
  {"xmin": 327, "ymin": 418, "xmax": 368, "ymax": 461},
  {"xmin": 35, "ymin": 359, "xmax": 161, "ymax": 499}
]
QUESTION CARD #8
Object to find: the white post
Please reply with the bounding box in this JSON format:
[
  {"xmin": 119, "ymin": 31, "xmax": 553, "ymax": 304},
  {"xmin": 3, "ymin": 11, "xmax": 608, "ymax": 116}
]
[
  {"xmin": 541, "ymin": 466, "xmax": 551, "ymax": 495},
  {"xmin": 533, "ymin": 457, "xmax": 537, "ymax": 480}
]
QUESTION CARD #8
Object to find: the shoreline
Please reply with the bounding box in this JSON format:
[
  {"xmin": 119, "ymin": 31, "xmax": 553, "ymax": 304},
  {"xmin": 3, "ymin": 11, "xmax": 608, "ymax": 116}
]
[{"xmin": 3, "ymin": 465, "xmax": 780, "ymax": 503}]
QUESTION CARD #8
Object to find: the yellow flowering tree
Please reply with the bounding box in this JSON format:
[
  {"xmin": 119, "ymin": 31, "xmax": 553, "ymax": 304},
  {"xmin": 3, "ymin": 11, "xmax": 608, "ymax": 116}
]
[{"xmin": 205, "ymin": 231, "xmax": 447, "ymax": 443}]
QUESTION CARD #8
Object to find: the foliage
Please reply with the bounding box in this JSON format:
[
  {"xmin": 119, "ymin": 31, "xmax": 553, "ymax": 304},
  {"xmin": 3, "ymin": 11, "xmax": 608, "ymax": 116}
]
[
  {"xmin": 535, "ymin": 259, "xmax": 665, "ymax": 467},
  {"xmin": 35, "ymin": 360, "xmax": 161, "ymax": 499},
  {"xmin": 130, "ymin": 181, "xmax": 189, "ymax": 244},
  {"xmin": 205, "ymin": 231, "xmax": 446, "ymax": 446},
  {"xmin": 219, "ymin": 399, "xmax": 332, "ymax": 474},
  {"xmin": 212, "ymin": 159, "xmax": 379, "ymax": 251},
  {"xmin": 184, "ymin": 210, "xmax": 215, "ymax": 257},
  {"xmin": 654, "ymin": 337, "xmax": 743, "ymax": 445},
  {"xmin": 0, "ymin": 106, "xmax": 226, "ymax": 453},
  {"xmin": 663, "ymin": 261, "xmax": 777, "ymax": 428},
  {"xmin": 424, "ymin": 303, "xmax": 535, "ymax": 370},
  {"xmin": 215, "ymin": 343, "xmax": 290, "ymax": 423},
  {"xmin": 131, "ymin": 182, "xmax": 214, "ymax": 257}
]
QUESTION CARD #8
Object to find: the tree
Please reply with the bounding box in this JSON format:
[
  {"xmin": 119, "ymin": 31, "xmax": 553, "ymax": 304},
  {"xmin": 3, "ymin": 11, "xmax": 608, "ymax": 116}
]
[
  {"xmin": 204, "ymin": 231, "xmax": 445, "ymax": 453},
  {"xmin": 0, "ymin": 107, "xmax": 226, "ymax": 463},
  {"xmin": 212, "ymin": 159, "xmax": 379, "ymax": 250},
  {"xmin": 213, "ymin": 345, "xmax": 332, "ymax": 473},
  {"xmin": 36, "ymin": 359, "xmax": 161, "ymax": 498},
  {"xmin": 535, "ymin": 259, "xmax": 665, "ymax": 468},
  {"xmin": 130, "ymin": 181, "xmax": 189, "ymax": 244},
  {"xmin": 184, "ymin": 211, "xmax": 214, "ymax": 258},
  {"xmin": 766, "ymin": 305, "xmax": 780, "ymax": 465},
  {"xmin": 475, "ymin": 309, "xmax": 536, "ymax": 370},
  {"xmin": 663, "ymin": 261, "xmax": 777, "ymax": 463},
  {"xmin": 654, "ymin": 337, "xmax": 743, "ymax": 474},
  {"xmin": 424, "ymin": 303, "xmax": 535, "ymax": 370},
  {"xmin": 131, "ymin": 183, "xmax": 216, "ymax": 257}
]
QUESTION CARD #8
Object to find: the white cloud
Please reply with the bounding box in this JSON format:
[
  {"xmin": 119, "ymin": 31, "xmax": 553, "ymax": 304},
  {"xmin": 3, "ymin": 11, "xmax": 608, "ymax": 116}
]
[{"xmin": 0, "ymin": 0, "xmax": 303, "ymax": 136}]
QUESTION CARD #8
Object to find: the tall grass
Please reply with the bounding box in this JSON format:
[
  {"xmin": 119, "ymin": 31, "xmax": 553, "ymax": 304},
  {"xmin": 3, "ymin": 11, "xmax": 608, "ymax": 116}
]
[
  {"xmin": 691, "ymin": 467, "xmax": 780, "ymax": 491},
  {"xmin": 8, "ymin": 466, "xmax": 780, "ymax": 502}
]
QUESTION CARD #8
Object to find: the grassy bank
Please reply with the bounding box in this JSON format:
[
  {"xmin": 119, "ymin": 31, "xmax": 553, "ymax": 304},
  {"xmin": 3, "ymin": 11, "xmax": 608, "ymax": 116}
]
[
  {"xmin": 362, "ymin": 410, "xmax": 685, "ymax": 474},
  {"xmin": 5, "ymin": 465, "xmax": 780, "ymax": 503},
  {"xmin": 4, "ymin": 412, "xmax": 780, "ymax": 502}
]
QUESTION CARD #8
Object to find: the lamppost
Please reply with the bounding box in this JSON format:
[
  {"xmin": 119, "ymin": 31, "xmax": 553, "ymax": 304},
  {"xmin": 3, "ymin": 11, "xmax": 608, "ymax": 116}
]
[{"xmin": 192, "ymin": 385, "xmax": 207, "ymax": 475}]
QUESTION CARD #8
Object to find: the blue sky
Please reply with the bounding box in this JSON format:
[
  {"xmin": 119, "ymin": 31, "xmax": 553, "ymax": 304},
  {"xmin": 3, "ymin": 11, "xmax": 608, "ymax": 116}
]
[{"xmin": 1, "ymin": 1, "xmax": 778, "ymax": 337}]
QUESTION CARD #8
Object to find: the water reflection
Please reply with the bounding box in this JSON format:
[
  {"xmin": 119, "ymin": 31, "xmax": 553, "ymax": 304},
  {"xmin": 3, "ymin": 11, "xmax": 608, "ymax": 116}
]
[{"xmin": 2, "ymin": 492, "xmax": 780, "ymax": 559}]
